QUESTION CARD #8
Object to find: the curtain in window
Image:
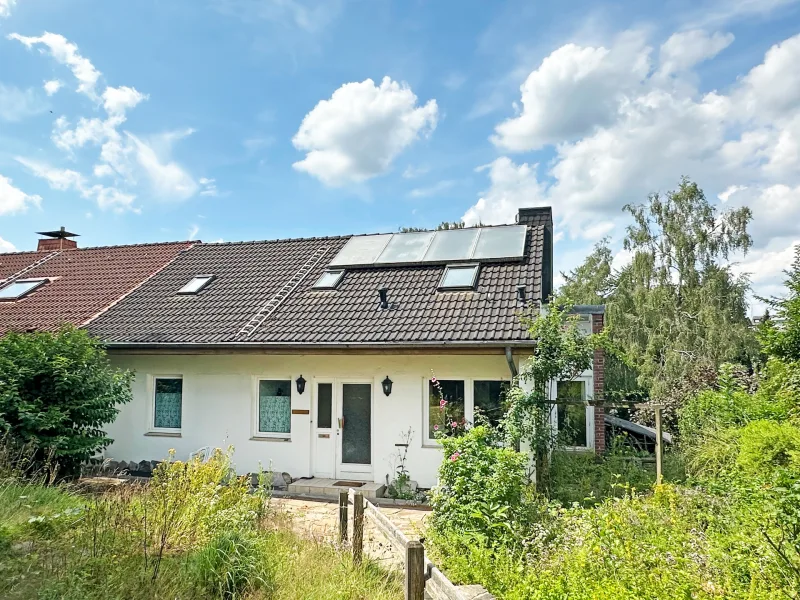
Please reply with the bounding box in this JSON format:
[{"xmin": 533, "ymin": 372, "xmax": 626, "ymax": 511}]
[
  {"xmin": 154, "ymin": 378, "xmax": 182, "ymax": 429},
  {"xmin": 259, "ymin": 380, "xmax": 291, "ymax": 434}
]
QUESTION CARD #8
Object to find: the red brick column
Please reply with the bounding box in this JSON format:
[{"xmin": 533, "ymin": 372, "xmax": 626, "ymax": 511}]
[{"xmin": 592, "ymin": 313, "xmax": 605, "ymax": 453}]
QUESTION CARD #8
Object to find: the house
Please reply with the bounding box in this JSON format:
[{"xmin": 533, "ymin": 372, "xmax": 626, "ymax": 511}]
[
  {"xmin": 0, "ymin": 228, "xmax": 194, "ymax": 335},
  {"xmin": 83, "ymin": 207, "xmax": 605, "ymax": 489}
]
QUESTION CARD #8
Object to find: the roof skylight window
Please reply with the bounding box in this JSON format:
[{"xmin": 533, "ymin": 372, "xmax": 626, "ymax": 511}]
[
  {"xmin": 439, "ymin": 264, "xmax": 479, "ymax": 290},
  {"xmin": 178, "ymin": 275, "xmax": 215, "ymax": 295},
  {"xmin": 0, "ymin": 278, "xmax": 48, "ymax": 301},
  {"xmin": 313, "ymin": 269, "xmax": 345, "ymax": 290}
]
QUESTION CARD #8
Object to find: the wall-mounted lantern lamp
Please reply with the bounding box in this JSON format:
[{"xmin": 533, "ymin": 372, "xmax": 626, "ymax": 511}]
[
  {"xmin": 296, "ymin": 374, "xmax": 307, "ymax": 395},
  {"xmin": 382, "ymin": 375, "xmax": 393, "ymax": 397}
]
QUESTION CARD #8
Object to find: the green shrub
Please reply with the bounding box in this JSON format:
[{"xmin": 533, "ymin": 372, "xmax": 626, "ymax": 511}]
[
  {"xmin": 430, "ymin": 426, "xmax": 529, "ymax": 542},
  {"xmin": 548, "ymin": 446, "xmax": 682, "ymax": 506},
  {"xmin": 678, "ymin": 363, "xmax": 791, "ymax": 444},
  {"xmin": 737, "ymin": 420, "xmax": 800, "ymax": 475},
  {"xmin": 187, "ymin": 529, "xmax": 273, "ymax": 599},
  {"xmin": 0, "ymin": 327, "xmax": 133, "ymax": 477}
]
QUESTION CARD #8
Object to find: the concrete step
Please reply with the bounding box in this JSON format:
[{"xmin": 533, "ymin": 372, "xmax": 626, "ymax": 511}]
[{"xmin": 288, "ymin": 478, "xmax": 386, "ymax": 499}]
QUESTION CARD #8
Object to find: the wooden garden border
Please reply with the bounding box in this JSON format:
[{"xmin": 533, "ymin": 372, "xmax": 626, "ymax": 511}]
[{"xmin": 341, "ymin": 490, "xmax": 495, "ymax": 600}]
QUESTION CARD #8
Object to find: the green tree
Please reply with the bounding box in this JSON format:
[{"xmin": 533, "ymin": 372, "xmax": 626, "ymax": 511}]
[
  {"xmin": 612, "ymin": 178, "xmax": 755, "ymax": 422},
  {"xmin": 399, "ymin": 220, "xmax": 468, "ymax": 233},
  {"xmin": 505, "ymin": 298, "xmax": 599, "ymax": 489},
  {"xmin": 0, "ymin": 327, "xmax": 133, "ymax": 476},
  {"xmin": 559, "ymin": 239, "xmax": 615, "ymax": 305},
  {"xmin": 759, "ymin": 244, "xmax": 800, "ymax": 362},
  {"xmin": 562, "ymin": 179, "xmax": 755, "ymax": 426}
]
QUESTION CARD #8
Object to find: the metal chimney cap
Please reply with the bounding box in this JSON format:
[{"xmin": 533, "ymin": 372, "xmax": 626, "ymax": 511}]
[{"xmin": 36, "ymin": 226, "xmax": 79, "ymax": 239}]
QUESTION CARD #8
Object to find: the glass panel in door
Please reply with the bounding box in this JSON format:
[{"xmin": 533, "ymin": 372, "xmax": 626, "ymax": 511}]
[{"xmin": 341, "ymin": 383, "xmax": 371, "ymax": 465}]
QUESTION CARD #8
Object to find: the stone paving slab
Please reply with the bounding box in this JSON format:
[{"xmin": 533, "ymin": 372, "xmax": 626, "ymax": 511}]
[{"xmin": 271, "ymin": 496, "xmax": 429, "ymax": 570}]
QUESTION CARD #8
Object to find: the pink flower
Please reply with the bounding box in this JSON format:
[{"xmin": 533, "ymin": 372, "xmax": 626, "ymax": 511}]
[
  {"xmin": 431, "ymin": 376, "xmax": 437, "ymax": 383},
  {"xmin": 449, "ymin": 452, "xmax": 460, "ymax": 462},
  {"xmin": 439, "ymin": 399, "xmax": 448, "ymax": 408},
  {"xmin": 433, "ymin": 425, "xmax": 439, "ymax": 431},
  {"xmin": 451, "ymin": 421, "xmax": 458, "ymax": 428}
]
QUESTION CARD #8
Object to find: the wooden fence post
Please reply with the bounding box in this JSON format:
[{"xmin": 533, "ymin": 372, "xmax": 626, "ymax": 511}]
[
  {"xmin": 339, "ymin": 490, "xmax": 348, "ymax": 543},
  {"xmin": 353, "ymin": 491, "xmax": 364, "ymax": 566},
  {"xmin": 655, "ymin": 406, "xmax": 663, "ymax": 485},
  {"xmin": 405, "ymin": 540, "xmax": 425, "ymax": 600}
]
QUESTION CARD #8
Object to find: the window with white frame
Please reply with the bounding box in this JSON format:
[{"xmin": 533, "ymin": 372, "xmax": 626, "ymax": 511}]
[
  {"xmin": 473, "ymin": 380, "xmax": 509, "ymax": 428},
  {"xmin": 555, "ymin": 380, "xmax": 590, "ymax": 448},
  {"xmin": 256, "ymin": 380, "xmax": 292, "ymax": 437},
  {"xmin": 424, "ymin": 378, "xmax": 510, "ymax": 445},
  {"xmin": 152, "ymin": 377, "xmax": 183, "ymax": 431},
  {"xmin": 427, "ymin": 380, "xmax": 465, "ymax": 440}
]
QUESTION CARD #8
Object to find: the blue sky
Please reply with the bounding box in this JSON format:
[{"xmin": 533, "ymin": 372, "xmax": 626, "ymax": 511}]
[{"xmin": 1, "ymin": 0, "xmax": 800, "ymax": 312}]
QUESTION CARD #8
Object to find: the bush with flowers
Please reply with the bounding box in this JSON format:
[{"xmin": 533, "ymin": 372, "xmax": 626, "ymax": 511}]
[{"xmin": 429, "ymin": 425, "xmax": 529, "ymax": 543}]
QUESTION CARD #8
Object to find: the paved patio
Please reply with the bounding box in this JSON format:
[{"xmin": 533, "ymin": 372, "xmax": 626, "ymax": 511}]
[{"xmin": 271, "ymin": 496, "xmax": 429, "ymax": 568}]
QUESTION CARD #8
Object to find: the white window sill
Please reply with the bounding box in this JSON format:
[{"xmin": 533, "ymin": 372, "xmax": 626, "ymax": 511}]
[
  {"xmin": 422, "ymin": 442, "xmax": 443, "ymax": 449},
  {"xmin": 145, "ymin": 431, "xmax": 182, "ymax": 438},
  {"xmin": 250, "ymin": 435, "xmax": 291, "ymax": 442}
]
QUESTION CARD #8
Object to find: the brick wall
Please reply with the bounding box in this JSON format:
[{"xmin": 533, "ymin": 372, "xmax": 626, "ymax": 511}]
[
  {"xmin": 592, "ymin": 312, "xmax": 606, "ymax": 453},
  {"xmin": 37, "ymin": 238, "xmax": 77, "ymax": 252}
]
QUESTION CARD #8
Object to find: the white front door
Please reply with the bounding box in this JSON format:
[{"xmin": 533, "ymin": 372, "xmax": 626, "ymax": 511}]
[
  {"xmin": 312, "ymin": 381, "xmax": 335, "ymax": 478},
  {"xmin": 336, "ymin": 381, "xmax": 373, "ymax": 479}
]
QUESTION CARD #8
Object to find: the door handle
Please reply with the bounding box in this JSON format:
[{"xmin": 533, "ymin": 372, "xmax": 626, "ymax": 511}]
[{"xmin": 338, "ymin": 417, "xmax": 344, "ymax": 429}]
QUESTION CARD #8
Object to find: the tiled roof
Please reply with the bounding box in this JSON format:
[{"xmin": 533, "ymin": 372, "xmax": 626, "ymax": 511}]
[
  {"xmin": 88, "ymin": 215, "xmax": 551, "ymax": 346},
  {"xmin": 0, "ymin": 242, "xmax": 194, "ymax": 334}
]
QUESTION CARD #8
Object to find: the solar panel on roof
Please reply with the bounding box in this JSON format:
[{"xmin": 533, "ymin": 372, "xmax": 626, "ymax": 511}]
[
  {"xmin": 376, "ymin": 231, "xmax": 434, "ymax": 264},
  {"xmin": 472, "ymin": 225, "xmax": 527, "ymax": 260},
  {"xmin": 329, "ymin": 235, "xmax": 392, "ymax": 267},
  {"xmin": 327, "ymin": 225, "xmax": 527, "ymax": 267},
  {"xmin": 422, "ymin": 228, "xmax": 479, "ymax": 262}
]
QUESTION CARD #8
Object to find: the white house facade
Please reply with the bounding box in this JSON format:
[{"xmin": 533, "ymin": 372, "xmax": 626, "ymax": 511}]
[{"xmin": 88, "ymin": 207, "xmax": 606, "ymax": 489}]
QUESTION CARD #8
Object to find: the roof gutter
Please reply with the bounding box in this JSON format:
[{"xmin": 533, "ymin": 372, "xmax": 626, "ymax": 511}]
[
  {"xmin": 102, "ymin": 339, "xmax": 537, "ymax": 353},
  {"xmin": 505, "ymin": 346, "xmax": 518, "ymax": 378},
  {"xmin": 103, "ymin": 340, "xmax": 537, "ymax": 348}
]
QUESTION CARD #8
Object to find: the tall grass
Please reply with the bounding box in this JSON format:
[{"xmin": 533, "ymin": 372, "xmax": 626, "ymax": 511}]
[{"xmin": 0, "ymin": 441, "xmax": 402, "ymax": 599}]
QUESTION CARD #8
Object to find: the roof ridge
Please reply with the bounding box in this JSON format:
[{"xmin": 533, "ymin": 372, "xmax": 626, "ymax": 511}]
[{"xmin": 0, "ymin": 240, "xmax": 196, "ymax": 257}]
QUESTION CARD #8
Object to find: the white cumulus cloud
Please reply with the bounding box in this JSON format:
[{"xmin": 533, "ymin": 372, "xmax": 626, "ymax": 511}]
[
  {"xmin": 492, "ymin": 31, "xmax": 652, "ymax": 151},
  {"xmin": 658, "ymin": 30, "xmax": 734, "ymax": 75},
  {"xmin": 0, "ymin": 173, "xmax": 41, "ymax": 215},
  {"xmin": 0, "ymin": 84, "xmax": 47, "ymax": 121},
  {"xmin": 0, "ymin": 236, "xmax": 17, "ymax": 252},
  {"xmin": 463, "ymin": 157, "xmax": 547, "ymax": 226},
  {"xmin": 15, "ymin": 157, "xmax": 135, "ymax": 212},
  {"xmin": 0, "ymin": 0, "xmax": 15, "ymax": 18},
  {"xmin": 43, "ymin": 79, "xmax": 63, "ymax": 96},
  {"xmin": 9, "ymin": 32, "xmax": 102, "ymax": 100},
  {"xmin": 128, "ymin": 133, "xmax": 198, "ymax": 200},
  {"xmin": 292, "ymin": 76, "xmax": 438, "ymax": 186},
  {"xmin": 467, "ymin": 30, "xmax": 800, "ymax": 250}
]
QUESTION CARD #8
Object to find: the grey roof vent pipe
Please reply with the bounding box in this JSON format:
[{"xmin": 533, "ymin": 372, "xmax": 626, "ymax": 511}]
[{"xmin": 378, "ymin": 286, "xmax": 389, "ymax": 309}]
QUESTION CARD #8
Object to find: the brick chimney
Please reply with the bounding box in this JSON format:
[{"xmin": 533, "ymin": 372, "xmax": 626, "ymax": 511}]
[
  {"xmin": 36, "ymin": 227, "xmax": 79, "ymax": 252},
  {"xmin": 516, "ymin": 207, "xmax": 553, "ymax": 302}
]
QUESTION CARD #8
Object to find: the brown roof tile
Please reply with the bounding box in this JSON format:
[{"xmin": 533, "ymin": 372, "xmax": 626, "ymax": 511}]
[
  {"xmin": 88, "ymin": 219, "xmax": 550, "ymax": 346},
  {"xmin": 0, "ymin": 242, "xmax": 194, "ymax": 334}
]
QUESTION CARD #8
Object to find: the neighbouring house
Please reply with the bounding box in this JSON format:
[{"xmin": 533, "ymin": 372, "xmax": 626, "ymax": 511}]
[
  {"xmin": 0, "ymin": 227, "xmax": 194, "ymax": 334},
  {"xmin": 79, "ymin": 206, "xmax": 605, "ymax": 489}
]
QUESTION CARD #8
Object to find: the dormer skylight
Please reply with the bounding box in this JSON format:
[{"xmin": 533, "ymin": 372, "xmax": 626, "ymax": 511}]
[
  {"xmin": 313, "ymin": 269, "xmax": 345, "ymax": 290},
  {"xmin": 439, "ymin": 264, "xmax": 479, "ymax": 290},
  {"xmin": 178, "ymin": 275, "xmax": 215, "ymax": 295},
  {"xmin": 0, "ymin": 278, "xmax": 48, "ymax": 301}
]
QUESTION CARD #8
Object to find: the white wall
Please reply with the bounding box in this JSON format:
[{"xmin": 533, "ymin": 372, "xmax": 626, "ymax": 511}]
[{"xmin": 106, "ymin": 352, "xmax": 514, "ymax": 489}]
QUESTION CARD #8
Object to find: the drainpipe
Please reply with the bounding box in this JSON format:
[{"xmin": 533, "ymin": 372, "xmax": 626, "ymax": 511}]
[{"xmin": 505, "ymin": 346, "xmax": 518, "ymax": 378}]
